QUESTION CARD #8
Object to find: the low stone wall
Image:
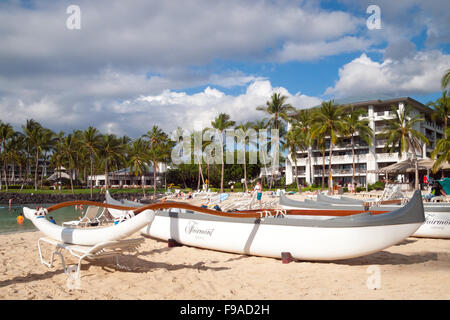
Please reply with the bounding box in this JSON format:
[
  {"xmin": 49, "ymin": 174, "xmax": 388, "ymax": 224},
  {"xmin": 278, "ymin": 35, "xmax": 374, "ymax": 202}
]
[{"xmin": 0, "ymin": 192, "xmax": 144, "ymax": 205}]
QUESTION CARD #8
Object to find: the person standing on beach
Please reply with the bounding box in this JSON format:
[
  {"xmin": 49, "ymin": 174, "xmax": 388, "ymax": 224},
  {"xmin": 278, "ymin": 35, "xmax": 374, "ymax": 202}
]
[{"xmin": 253, "ymin": 181, "xmax": 263, "ymax": 207}]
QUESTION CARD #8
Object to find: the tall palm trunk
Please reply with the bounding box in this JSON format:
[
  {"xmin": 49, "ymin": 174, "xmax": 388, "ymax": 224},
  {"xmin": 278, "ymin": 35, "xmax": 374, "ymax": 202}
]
[
  {"xmin": 34, "ymin": 149, "xmax": 39, "ymax": 191},
  {"xmin": 70, "ymin": 169, "xmax": 74, "ymax": 196},
  {"xmin": 328, "ymin": 143, "xmax": 333, "ymax": 194},
  {"xmin": 40, "ymin": 152, "xmax": 46, "ymax": 189},
  {"xmin": 153, "ymin": 161, "xmax": 157, "ymax": 201},
  {"xmin": 243, "ymin": 150, "xmax": 248, "ymax": 191},
  {"xmin": 207, "ymin": 164, "xmax": 210, "ymax": 189},
  {"xmin": 142, "ymin": 175, "xmax": 146, "ymax": 198},
  {"xmin": 3, "ymin": 160, "xmax": 8, "ymax": 191},
  {"xmin": 351, "ymin": 135, "xmax": 356, "ymax": 184},
  {"xmin": 269, "ymin": 114, "xmax": 279, "ymax": 190},
  {"xmin": 104, "ymin": 161, "xmax": 109, "ymax": 191},
  {"xmin": 89, "ymin": 154, "xmax": 94, "ymax": 198},
  {"xmin": 196, "ymin": 153, "xmax": 205, "ymax": 191},
  {"xmin": 308, "ymin": 149, "xmax": 312, "ymax": 186},
  {"xmin": 293, "ymin": 151, "xmax": 300, "ymax": 193},
  {"xmin": 219, "ymin": 132, "xmax": 224, "ymax": 193},
  {"xmin": 321, "ymin": 150, "xmax": 326, "ymax": 191},
  {"xmin": 412, "ymin": 151, "xmax": 419, "ymax": 190}
]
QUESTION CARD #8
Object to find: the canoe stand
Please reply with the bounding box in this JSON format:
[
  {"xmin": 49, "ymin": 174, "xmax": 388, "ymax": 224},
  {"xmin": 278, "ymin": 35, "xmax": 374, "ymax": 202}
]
[{"xmin": 37, "ymin": 237, "xmax": 145, "ymax": 280}]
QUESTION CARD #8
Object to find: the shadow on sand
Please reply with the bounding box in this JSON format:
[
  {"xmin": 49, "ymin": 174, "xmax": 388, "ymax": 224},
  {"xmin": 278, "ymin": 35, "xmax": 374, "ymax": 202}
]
[
  {"xmin": 0, "ymin": 269, "xmax": 65, "ymax": 289},
  {"xmin": 328, "ymin": 250, "xmax": 439, "ymax": 266}
]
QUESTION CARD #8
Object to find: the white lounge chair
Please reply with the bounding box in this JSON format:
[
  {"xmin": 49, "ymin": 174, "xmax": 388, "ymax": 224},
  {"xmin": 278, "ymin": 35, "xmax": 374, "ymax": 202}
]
[
  {"xmin": 96, "ymin": 208, "xmax": 115, "ymax": 225},
  {"xmin": 62, "ymin": 206, "xmax": 100, "ymax": 228},
  {"xmin": 37, "ymin": 237, "xmax": 145, "ymax": 280}
]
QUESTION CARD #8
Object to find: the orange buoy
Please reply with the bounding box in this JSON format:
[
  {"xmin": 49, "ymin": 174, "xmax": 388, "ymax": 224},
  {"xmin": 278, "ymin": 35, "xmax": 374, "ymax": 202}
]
[{"xmin": 17, "ymin": 215, "xmax": 24, "ymax": 224}]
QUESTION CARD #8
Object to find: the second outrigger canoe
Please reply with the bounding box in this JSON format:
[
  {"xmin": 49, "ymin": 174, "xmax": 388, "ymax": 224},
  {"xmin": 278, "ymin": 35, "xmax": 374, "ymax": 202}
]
[
  {"xmin": 280, "ymin": 192, "xmax": 450, "ymax": 239},
  {"xmin": 106, "ymin": 191, "xmax": 425, "ymax": 261}
]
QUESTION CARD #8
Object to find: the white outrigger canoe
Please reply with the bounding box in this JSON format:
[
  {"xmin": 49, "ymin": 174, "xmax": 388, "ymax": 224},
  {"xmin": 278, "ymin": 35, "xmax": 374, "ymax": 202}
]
[
  {"xmin": 23, "ymin": 204, "xmax": 156, "ymax": 246},
  {"xmin": 107, "ymin": 191, "xmax": 425, "ymax": 261},
  {"xmin": 280, "ymin": 192, "xmax": 450, "ymax": 239}
]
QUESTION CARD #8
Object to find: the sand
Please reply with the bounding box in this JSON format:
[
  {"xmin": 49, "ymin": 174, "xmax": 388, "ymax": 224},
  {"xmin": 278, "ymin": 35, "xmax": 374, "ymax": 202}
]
[{"xmin": 0, "ymin": 192, "xmax": 449, "ymax": 300}]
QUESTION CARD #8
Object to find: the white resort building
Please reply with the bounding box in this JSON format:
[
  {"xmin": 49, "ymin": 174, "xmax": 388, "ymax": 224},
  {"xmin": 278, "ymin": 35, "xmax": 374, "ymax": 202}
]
[
  {"xmin": 87, "ymin": 162, "xmax": 167, "ymax": 188},
  {"xmin": 285, "ymin": 97, "xmax": 444, "ymax": 187}
]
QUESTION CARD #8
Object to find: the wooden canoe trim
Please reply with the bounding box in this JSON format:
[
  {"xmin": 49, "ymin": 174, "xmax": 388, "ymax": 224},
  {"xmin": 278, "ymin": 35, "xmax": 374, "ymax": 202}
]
[
  {"xmin": 363, "ymin": 199, "xmax": 403, "ymax": 207},
  {"xmin": 45, "ymin": 200, "xmax": 389, "ymax": 218}
]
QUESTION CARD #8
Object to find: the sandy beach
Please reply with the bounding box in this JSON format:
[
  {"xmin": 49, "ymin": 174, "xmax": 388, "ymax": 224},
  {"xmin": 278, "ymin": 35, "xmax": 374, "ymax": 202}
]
[{"xmin": 0, "ymin": 193, "xmax": 449, "ymax": 300}]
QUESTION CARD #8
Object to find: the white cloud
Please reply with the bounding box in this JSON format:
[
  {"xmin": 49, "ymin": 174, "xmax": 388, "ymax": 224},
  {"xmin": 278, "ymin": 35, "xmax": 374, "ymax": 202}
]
[
  {"xmin": 104, "ymin": 80, "xmax": 321, "ymax": 135},
  {"xmin": 276, "ymin": 36, "xmax": 373, "ymax": 62},
  {"xmin": 0, "ymin": 0, "xmax": 365, "ymax": 75},
  {"xmin": 0, "ymin": 79, "xmax": 321, "ymax": 137},
  {"xmin": 325, "ymin": 51, "xmax": 450, "ymax": 98}
]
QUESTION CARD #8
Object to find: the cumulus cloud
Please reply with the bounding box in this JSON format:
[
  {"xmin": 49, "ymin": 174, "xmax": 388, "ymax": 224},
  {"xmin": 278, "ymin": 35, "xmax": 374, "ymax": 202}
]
[
  {"xmin": 276, "ymin": 36, "xmax": 373, "ymax": 62},
  {"xmin": 0, "ymin": 0, "xmax": 366, "ymax": 75},
  {"xmin": 113, "ymin": 80, "xmax": 321, "ymax": 135},
  {"xmin": 0, "ymin": 79, "xmax": 321, "ymax": 137},
  {"xmin": 325, "ymin": 51, "xmax": 450, "ymax": 98}
]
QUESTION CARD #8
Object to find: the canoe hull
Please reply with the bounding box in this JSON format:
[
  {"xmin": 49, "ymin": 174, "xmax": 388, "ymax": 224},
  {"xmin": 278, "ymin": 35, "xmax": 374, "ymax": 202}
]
[
  {"xmin": 141, "ymin": 214, "xmax": 422, "ymax": 261},
  {"xmin": 280, "ymin": 194, "xmax": 450, "ymax": 239},
  {"xmin": 412, "ymin": 211, "xmax": 450, "ymax": 239}
]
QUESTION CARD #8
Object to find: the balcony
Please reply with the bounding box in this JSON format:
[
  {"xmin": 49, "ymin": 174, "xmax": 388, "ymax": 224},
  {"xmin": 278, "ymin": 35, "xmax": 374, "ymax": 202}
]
[
  {"xmin": 374, "ymin": 110, "xmax": 396, "ymax": 119},
  {"xmin": 422, "ymin": 120, "xmax": 444, "ymax": 133},
  {"xmin": 376, "ymin": 153, "xmax": 400, "ymax": 161},
  {"xmin": 293, "ymin": 170, "xmax": 306, "ymax": 176},
  {"xmin": 314, "ymin": 168, "xmax": 366, "ymax": 176},
  {"xmin": 375, "ymin": 125, "xmax": 389, "ymax": 133}
]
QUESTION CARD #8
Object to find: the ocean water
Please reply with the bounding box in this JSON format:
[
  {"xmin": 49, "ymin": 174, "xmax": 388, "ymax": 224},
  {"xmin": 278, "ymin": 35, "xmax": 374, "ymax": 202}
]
[{"xmin": 0, "ymin": 204, "xmax": 85, "ymax": 234}]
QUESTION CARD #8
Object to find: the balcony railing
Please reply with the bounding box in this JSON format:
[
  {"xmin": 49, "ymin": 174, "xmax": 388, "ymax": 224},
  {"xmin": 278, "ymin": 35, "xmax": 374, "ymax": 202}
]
[
  {"xmin": 376, "ymin": 139, "xmax": 388, "ymax": 146},
  {"xmin": 375, "ymin": 125, "xmax": 389, "ymax": 132},
  {"xmin": 314, "ymin": 169, "xmax": 366, "ymax": 176},
  {"xmin": 422, "ymin": 120, "xmax": 444, "ymax": 132}
]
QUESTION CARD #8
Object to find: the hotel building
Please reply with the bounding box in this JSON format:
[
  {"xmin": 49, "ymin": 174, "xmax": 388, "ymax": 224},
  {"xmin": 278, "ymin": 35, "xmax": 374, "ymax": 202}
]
[{"xmin": 285, "ymin": 97, "xmax": 444, "ymax": 187}]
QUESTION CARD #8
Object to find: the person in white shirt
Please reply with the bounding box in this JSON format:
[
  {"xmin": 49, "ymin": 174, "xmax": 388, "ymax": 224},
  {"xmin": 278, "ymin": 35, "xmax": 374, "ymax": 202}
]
[{"xmin": 253, "ymin": 181, "xmax": 263, "ymax": 207}]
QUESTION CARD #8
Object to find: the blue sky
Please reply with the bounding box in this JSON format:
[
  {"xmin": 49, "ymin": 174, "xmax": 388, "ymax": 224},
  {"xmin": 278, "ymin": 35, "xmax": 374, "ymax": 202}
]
[{"xmin": 0, "ymin": 0, "xmax": 449, "ymax": 137}]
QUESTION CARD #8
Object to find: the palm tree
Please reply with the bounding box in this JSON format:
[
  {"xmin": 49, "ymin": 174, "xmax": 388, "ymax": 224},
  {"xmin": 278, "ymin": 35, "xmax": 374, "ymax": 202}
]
[
  {"xmin": 82, "ymin": 126, "xmax": 102, "ymax": 198},
  {"xmin": 211, "ymin": 113, "xmax": 235, "ymax": 193},
  {"xmin": 0, "ymin": 122, "xmax": 15, "ymax": 191},
  {"xmin": 256, "ymin": 93, "xmax": 295, "ymax": 189},
  {"xmin": 256, "ymin": 93, "xmax": 295, "ymax": 131},
  {"xmin": 343, "ymin": 105, "xmax": 374, "ymax": 185},
  {"xmin": 235, "ymin": 121, "xmax": 254, "ymax": 192},
  {"xmin": 427, "ymin": 91, "xmax": 449, "ymax": 138},
  {"xmin": 143, "ymin": 125, "xmax": 169, "ymax": 199},
  {"xmin": 189, "ymin": 130, "xmax": 206, "ymax": 191},
  {"xmin": 290, "ymin": 109, "xmax": 313, "ymax": 185},
  {"xmin": 38, "ymin": 128, "xmax": 56, "ymax": 189},
  {"xmin": 252, "ymin": 119, "xmax": 270, "ymax": 187},
  {"xmin": 313, "ymin": 132, "xmax": 327, "ymax": 190},
  {"xmin": 62, "ymin": 133, "xmax": 78, "ymax": 195},
  {"xmin": 100, "ymin": 134, "xmax": 125, "ymax": 191},
  {"xmin": 22, "ymin": 119, "xmax": 41, "ymax": 186},
  {"xmin": 283, "ymin": 126, "xmax": 305, "ymax": 192},
  {"xmin": 23, "ymin": 122, "xmax": 52, "ymax": 191},
  {"xmin": 310, "ymin": 100, "xmax": 346, "ymax": 193},
  {"xmin": 431, "ymin": 127, "xmax": 450, "ymax": 173},
  {"xmin": 382, "ymin": 105, "xmax": 429, "ymax": 190},
  {"xmin": 128, "ymin": 138, "xmax": 149, "ymax": 197},
  {"xmin": 442, "ymin": 69, "xmax": 450, "ymax": 92},
  {"xmin": 50, "ymin": 131, "xmax": 66, "ymax": 193},
  {"xmin": 6, "ymin": 132, "xmax": 26, "ymax": 186}
]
